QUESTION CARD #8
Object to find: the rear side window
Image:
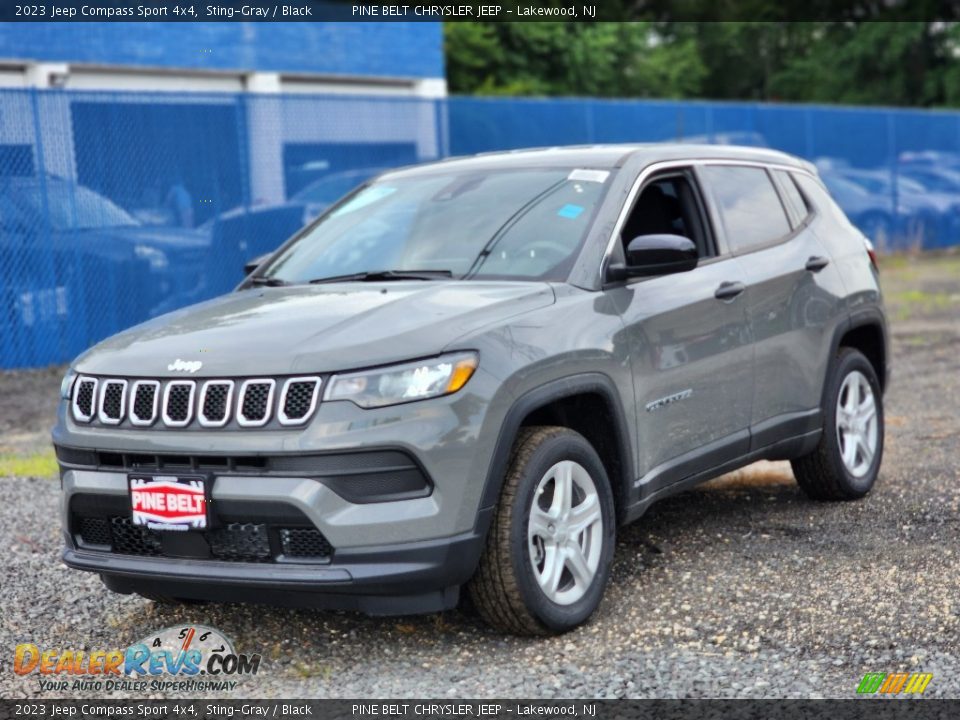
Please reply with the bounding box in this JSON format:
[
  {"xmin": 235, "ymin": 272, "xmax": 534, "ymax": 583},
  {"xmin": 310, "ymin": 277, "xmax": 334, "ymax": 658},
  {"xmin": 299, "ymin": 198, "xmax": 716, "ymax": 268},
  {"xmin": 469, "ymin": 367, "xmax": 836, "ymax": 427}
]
[{"xmin": 701, "ymin": 166, "xmax": 792, "ymax": 253}]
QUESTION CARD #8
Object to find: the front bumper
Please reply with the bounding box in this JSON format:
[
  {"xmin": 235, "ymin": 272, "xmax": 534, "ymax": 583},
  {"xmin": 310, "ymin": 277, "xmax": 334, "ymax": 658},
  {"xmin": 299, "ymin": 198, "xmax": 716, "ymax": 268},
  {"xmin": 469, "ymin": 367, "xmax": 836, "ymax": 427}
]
[
  {"xmin": 59, "ymin": 462, "xmax": 491, "ymax": 614},
  {"xmin": 64, "ymin": 514, "xmax": 489, "ymax": 614}
]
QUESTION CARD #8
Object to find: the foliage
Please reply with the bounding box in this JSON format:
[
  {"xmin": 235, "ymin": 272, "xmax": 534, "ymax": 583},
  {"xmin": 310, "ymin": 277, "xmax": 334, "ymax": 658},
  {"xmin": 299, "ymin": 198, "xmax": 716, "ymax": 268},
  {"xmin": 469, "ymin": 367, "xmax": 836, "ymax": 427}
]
[
  {"xmin": 0, "ymin": 451, "xmax": 58, "ymax": 478},
  {"xmin": 445, "ymin": 23, "xmax": 705, "ymax": 99},
  {"xmin": 445, "ymin": 21, "xmax": 960, "ymax": 108}
]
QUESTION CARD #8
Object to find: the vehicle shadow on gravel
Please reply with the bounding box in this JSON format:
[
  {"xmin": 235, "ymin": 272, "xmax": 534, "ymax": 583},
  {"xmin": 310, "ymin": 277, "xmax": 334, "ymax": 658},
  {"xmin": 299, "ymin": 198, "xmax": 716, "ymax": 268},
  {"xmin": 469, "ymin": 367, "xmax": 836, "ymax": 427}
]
[{"xmin": 610, "ymin": 462, "xmax": 824, "ymax": 581}]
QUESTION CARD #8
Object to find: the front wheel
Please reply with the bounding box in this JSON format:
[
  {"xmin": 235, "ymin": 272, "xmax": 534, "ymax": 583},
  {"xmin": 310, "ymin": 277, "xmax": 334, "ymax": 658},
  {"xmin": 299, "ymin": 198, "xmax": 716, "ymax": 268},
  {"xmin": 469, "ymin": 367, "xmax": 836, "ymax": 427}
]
[
  {"xmin": 468, "ymin": 426, "xmax": 616, "ymax": 635},
  {"xmin": 792, "ymin": 348, "xmax": 884, "ymax": 500}
]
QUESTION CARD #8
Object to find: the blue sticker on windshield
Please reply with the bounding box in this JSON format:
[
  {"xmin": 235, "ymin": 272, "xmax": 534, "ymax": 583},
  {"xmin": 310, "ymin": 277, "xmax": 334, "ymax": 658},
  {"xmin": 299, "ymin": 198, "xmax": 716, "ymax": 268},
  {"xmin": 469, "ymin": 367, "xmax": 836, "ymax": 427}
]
[{"xmin": 558, "ymin": 204, "xmax": 584, "ymax": 219}]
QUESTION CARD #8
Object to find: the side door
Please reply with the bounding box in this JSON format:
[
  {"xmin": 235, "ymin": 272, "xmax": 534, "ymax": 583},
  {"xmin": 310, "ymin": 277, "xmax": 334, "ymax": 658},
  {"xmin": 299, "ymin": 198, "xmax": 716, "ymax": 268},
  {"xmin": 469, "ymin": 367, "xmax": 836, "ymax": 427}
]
[
  {"xmin": 604, "ymin": 167, "xmax": 754, "ymax": 501},
  {"xmin": 698, "ymin": 164, "xmax": 847, "ymax": 449}
]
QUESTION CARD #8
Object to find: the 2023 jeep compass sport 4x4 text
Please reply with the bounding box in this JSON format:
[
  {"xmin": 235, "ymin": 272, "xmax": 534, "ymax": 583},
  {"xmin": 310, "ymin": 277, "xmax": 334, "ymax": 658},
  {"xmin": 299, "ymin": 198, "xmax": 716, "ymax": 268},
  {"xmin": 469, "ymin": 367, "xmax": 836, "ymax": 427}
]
[{"xmin": 55, "ymin": 145, "xmax": 888, "ymax": 635}]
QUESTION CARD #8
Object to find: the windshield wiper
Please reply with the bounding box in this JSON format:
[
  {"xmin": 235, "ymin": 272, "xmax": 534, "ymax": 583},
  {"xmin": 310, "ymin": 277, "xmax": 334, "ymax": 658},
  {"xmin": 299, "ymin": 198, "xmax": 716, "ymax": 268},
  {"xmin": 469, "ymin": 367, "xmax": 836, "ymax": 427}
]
[
  {"xmin": 249, "ymin": 276, "xmax": 290, "ymax": 287},
  {"xmin": 308, "ymin": 269, "xmax": 453, "ymax": 284}
]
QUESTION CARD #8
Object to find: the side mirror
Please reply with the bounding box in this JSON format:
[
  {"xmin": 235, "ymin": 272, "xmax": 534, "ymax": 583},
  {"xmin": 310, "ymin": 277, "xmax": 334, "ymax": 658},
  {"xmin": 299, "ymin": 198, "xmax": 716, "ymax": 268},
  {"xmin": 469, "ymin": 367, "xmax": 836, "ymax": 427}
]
[
  {"xmin": 243, "ymin": 253, "xmax": 271, "ymax": 276},
  {"xmin": 610, "ymin": 234, "xmax": 698, "ymax": 280}
]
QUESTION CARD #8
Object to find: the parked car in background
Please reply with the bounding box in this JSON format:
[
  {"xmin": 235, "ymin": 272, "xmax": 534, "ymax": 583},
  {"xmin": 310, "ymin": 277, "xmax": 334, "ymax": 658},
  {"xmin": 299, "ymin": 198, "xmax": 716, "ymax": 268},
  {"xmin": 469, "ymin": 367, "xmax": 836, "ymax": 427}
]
[
  {"xmin": 838, "ymin": 168, "xmax": 960, "ymax": 248},
  {"xmin": 0, "ymin": 176, "xmax": 211, "ymax": 317},
  {"xmin": 819, "ymin": 172, "xmax": 897, "ymax": 245},
  {"xmin": 819, "ymin": 167, "xmax": 960, "ymax": 249},
  {"xmin": 206, "ymin": 168, "xmax": 384, "ymax": 292},
  {"xmin": 898, "ymin": 164, "xmax": 960, "ymax": 194},
  {"xmin": 898, "ymin": 149, "xmax": 960, "ymax": 171}
]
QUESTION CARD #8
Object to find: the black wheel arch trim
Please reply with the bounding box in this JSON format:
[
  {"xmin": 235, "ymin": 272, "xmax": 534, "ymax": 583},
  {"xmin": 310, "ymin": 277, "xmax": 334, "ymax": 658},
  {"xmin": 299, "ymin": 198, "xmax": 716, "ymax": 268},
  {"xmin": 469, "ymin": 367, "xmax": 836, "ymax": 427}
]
[
  {"xmin": 826, "ymin": 306, "xmax": 890, "ymax": 399},
  {"xmin": 477, "ymin": 372, "xmax": 635, "ymax": 523}
]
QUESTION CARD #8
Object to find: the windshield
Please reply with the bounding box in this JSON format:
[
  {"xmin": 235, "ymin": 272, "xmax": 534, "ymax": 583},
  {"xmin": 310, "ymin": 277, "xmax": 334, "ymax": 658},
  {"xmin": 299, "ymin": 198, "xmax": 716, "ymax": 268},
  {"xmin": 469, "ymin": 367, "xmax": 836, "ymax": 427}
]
[
  {"xmin": 16, "ymin": 183, "xmax": 138, "ymax": 230},
  {"xmin": 292, "ymin": 170, "xmax": 380, "ymax": 204},
  {"xmin": 263, "ymin": 167, "xmax": 611, "ymax": 283}
]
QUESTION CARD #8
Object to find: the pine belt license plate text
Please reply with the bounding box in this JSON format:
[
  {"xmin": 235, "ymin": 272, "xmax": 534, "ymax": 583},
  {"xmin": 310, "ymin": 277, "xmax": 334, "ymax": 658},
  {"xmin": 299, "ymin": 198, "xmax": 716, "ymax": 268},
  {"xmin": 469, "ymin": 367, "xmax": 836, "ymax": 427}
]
[{"xmin": 128, "ymin": 475, "xmax": 209, "ymax": 531}]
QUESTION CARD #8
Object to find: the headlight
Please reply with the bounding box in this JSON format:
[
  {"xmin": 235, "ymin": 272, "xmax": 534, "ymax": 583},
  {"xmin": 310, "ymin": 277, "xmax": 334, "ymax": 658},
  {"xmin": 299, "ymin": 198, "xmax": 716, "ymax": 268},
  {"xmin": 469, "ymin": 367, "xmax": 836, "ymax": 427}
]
[
  {"xmin": 324, "ymin": 352, "xmax": 478, "ymax": 408},
  {"xmin": 60, "ymin": 369, "xmax": 77, "ymax": 399}
]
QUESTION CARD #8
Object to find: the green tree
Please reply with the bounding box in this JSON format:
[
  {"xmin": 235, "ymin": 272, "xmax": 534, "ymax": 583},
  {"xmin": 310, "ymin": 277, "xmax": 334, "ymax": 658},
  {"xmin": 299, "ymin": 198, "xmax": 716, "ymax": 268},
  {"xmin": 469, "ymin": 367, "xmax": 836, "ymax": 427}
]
[
  {"xmin": 444, "ymin": 23, "xmax": 706, "ymax": 98},
  {"xmin": 768, "ymin": 22, "xmax": 952, "ymax": 107},
  {"xmin": 446, "ymin": 20, "xmax": 960, "ymax": 108}
]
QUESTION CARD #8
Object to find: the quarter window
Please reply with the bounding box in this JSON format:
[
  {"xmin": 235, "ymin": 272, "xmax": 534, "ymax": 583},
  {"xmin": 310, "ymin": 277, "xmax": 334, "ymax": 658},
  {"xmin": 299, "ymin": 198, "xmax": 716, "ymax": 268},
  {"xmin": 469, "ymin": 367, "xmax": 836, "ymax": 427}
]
[
  {"xmin": 774, "ymin": 170, "xmax": 812, "ymax": 228},
  {"xmin": 701, "ymin": 166, "xmax": 792, "ymax": 253}
]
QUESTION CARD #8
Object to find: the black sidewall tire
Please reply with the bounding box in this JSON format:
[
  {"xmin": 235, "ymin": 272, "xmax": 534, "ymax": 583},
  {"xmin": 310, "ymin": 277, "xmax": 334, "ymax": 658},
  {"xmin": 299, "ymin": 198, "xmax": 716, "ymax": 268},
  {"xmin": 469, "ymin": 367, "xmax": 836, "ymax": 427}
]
[
  {"xmin": 509, "ymin": 433, "xmax": 616, "ymax": 632},
  {"xmin": 822, "ymin": 350, "xmax": 885, "ymax": 497}
]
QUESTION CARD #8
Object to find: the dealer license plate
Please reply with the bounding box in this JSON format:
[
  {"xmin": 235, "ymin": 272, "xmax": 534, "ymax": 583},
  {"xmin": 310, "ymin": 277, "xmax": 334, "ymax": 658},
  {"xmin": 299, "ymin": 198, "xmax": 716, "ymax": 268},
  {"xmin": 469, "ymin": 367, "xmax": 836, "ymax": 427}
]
[{"xmin": 128, "ymin": 474, "xmax": 209, "ymax": 531}]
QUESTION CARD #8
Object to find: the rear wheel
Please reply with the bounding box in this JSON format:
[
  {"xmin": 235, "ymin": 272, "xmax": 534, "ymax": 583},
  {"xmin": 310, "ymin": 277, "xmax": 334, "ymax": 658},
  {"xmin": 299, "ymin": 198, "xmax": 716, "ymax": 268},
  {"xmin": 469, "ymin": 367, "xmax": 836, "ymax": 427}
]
[
  {"xmin": 792, "ymin": 348, "xmax": 884, "ymax": 500},
  {"xmin": 468, "ymin": 426, "xmax": 615, "ymax": 635}
]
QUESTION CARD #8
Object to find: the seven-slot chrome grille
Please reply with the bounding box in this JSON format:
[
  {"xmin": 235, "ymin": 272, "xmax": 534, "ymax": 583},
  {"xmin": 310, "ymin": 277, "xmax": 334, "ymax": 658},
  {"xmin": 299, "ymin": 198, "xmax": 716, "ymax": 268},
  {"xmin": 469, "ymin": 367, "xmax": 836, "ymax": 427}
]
[{"xmin": 70, "ymin": 375, "xmax": 322, "ymax": 429}]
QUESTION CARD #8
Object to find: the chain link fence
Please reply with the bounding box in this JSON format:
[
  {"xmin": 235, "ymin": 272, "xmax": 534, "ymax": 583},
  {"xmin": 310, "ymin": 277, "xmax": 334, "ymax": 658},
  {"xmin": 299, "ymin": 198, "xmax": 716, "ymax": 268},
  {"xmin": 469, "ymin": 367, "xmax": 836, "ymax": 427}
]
[
  {"xmin": 450, "ymin": 96, "xmax": 960, "ymax": 252},
  {"xmin": 0, "ymin": 88, "xmax": 443, "ymax": 369},
  {"xmin": 3, "ymin": 89, "xmax": 960, "ymax": 368}
]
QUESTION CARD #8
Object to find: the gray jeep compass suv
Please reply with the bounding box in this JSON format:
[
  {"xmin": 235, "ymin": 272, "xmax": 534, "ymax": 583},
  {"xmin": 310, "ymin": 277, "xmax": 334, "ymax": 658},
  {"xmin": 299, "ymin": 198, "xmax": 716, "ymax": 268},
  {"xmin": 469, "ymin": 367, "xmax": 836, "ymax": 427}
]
[{"xmin": 54, "ymin": 145, "xmax": 888, "ymax": 635}]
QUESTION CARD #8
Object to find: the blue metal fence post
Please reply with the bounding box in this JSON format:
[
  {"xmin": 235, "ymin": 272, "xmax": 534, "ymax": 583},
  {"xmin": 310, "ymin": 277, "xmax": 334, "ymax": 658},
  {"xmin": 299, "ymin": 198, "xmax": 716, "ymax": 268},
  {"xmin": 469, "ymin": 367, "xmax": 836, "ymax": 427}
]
[
  {"xmin": 435, "ymin": 96, "xmax": 449, "ymax": 159},
  {"xmin": 886, "ymin": 111, "xmax": 899, "ymax": 242},
  {"xmin": 804, "ymin": 107, "xmax": 814, "ymax": 159},
  {"xmin": 27, "ymin": 87, "xmax": 65, "ymax": 367}
]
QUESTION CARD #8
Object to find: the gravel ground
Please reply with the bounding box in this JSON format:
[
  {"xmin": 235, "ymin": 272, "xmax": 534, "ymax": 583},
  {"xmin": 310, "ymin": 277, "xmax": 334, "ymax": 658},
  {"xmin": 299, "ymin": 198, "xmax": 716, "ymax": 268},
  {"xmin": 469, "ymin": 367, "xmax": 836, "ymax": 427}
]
[{"xmin": 1, "ymin": 253, "xmax": 958, "ymax": 699}]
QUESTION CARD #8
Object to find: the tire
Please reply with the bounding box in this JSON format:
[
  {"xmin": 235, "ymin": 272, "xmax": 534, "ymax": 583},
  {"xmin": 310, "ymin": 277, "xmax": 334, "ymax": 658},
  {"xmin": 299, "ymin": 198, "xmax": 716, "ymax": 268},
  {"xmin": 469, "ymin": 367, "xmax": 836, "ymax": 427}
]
[
  {"xmin": 468, "ymin": 426, "xmax": 616, "ymax": 635},
  {"xmin": 792, "ymin": 348, "xmax": 884, "ymax": 500}
]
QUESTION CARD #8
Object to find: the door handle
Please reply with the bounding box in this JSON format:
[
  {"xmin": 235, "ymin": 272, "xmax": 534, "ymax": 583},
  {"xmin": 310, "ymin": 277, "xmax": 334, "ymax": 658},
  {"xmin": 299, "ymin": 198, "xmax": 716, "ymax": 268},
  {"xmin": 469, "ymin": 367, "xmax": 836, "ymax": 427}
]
[
  {"xmin": 714, "ymin": 281, "xmax": 746, "ymax": 301},
  {"xmin": 805, "ymin": 255, "xmax": 830, "ymax": 272}
]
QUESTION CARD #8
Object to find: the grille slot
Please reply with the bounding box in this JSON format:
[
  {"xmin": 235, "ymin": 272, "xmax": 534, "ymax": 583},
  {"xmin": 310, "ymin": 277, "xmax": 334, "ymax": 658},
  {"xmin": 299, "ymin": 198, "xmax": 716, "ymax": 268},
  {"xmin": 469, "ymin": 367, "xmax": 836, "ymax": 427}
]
[
  {"xmin": 98, "ymin": 380, "xmax": 127, "ymax": 424},
  {"xmin": 237, "ymin": 379, "xmax": 275, "ymax": 427},
  {"xmin": 162, "ymin": 381, "xmax": 196, "ymax": 427},
  {"xmin": 278, "ymin": 377, "xmax": 321, "ymax": 426},
  {"xmin": 207, "ymin": 523, "xmax": 271, "ymax": 562},
  {"xmin": 110, "ymin": 517, "xmax": 162, "ymax": 556},
  {"xmin": 199, "ymin": 381, "xmax": 234, "ymax": 427},
  {"xmin": 78, "ymin": 517, "xmax": 112, "ymax": 547},
  {"xmin": 72, "ymin": 377, "xmax": 98, "ymax": 422},
  {"xmin": 280, "ymin": 527, "xmax": 333, "ymax": 560},
  {"xmin": 130, "ymin": 381, "xmax": 160, "ymax": 426}
]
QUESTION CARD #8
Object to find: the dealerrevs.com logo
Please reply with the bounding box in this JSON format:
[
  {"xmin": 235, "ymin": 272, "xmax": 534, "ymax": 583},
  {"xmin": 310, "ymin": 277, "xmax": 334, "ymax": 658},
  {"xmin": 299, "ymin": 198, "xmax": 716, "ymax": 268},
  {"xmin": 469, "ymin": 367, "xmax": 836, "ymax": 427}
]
[{"xmin": 14, "ymin": 625, "xmax": 261, "ymax": 693}]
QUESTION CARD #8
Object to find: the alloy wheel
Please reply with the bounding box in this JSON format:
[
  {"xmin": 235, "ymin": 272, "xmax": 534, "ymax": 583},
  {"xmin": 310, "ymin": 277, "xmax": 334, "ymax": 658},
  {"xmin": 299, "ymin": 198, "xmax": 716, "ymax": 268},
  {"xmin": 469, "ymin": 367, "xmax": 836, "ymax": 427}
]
[
  {"xmin": 527, "ymin": 460, "xmax": 604, "ymax": 605},
  {"xmin": 836, "ymin": 370, "xmax": 879, "ymax": 478}
]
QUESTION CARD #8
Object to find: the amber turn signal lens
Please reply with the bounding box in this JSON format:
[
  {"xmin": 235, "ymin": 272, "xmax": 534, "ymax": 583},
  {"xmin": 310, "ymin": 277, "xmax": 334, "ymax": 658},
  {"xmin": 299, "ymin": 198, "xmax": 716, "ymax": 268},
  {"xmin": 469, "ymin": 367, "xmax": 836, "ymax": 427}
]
[{"xmin": 446, "ymin": 356, "xmax": 478, "ymax": 393}]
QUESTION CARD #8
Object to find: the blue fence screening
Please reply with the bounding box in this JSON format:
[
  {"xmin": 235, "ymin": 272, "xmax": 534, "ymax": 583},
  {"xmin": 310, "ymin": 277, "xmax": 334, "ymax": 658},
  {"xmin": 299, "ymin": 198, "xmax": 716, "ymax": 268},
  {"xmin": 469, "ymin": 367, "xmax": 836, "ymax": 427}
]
[{"xmin": 3, "ymin": 89, "xmax": 960, "ymax": 369}]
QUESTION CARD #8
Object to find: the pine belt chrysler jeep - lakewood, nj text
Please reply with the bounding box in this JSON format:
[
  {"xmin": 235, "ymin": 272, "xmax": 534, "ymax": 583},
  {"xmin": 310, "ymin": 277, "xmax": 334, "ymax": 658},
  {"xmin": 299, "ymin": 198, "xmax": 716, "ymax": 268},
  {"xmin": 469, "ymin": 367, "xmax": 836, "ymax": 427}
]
[{"xmin": 54, "ymin": 145, "xmax": 888, "ymax": 635}]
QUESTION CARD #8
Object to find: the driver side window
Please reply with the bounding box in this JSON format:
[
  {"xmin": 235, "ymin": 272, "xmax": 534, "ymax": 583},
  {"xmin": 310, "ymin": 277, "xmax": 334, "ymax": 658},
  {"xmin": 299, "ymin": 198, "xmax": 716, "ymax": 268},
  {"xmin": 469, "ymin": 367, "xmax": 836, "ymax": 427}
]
[{"xmin": 621, "ymin": 173, "xmax": 714, "ymax": 259}]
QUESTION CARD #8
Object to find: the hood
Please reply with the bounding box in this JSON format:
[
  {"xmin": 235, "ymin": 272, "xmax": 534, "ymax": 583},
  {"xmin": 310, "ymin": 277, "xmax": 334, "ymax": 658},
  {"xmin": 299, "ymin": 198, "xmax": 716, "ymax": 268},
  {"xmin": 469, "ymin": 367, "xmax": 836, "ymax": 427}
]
[{"xmin": 75, "ymin": 281, "xmax": 555, "ymax": 376}]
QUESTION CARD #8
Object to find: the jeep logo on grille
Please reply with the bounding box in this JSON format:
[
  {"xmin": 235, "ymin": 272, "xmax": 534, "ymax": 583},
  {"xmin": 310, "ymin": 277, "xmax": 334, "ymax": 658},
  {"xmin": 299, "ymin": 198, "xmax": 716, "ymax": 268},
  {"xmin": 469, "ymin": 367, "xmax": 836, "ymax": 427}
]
[{"xmin": 168, "ymin": 358, "xmax": 203, "ymax": 373}]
